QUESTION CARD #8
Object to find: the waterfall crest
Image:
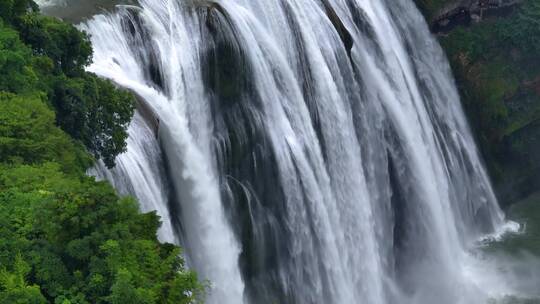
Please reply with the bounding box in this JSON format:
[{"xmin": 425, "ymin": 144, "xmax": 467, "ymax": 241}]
[{"xmin": 82, "ymin": 0, "xmax": 509, "ymax": 303}]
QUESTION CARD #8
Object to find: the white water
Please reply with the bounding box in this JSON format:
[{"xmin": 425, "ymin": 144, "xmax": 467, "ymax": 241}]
[
  {"xmin": 81, "ymin": 10, "xmax": 245, "ymax": 302},
  {"xmin": 88, "ymin": 112, "xmax": 177, "ymax": 243},
  {"xmin": 75, "ymin": 0, "xmax": 522, "ymax": 303},
  {"xmin": 34, "ymin": 0, "xmax": 63, "ymax": 6}
]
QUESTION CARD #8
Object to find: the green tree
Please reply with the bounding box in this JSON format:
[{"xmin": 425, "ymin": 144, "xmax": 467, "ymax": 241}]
[
  {"xmin": 1, "ymin": 18, "xmax": 133, "ymax": 167},
  {"xmin": 0, "ymin": 25, "xmax": 36, "ymax": 93},
  {"xmin": 0, "ymin": 164, "xmax": 204, "ymax": 303},
  {"xmin": 16, "ymin": 14, "xmax": 92, "ymax": 76},
  {"xmin": 49, "ymin": 74, "xmax": 134, "ymax": 168},
  {"xmin": 106, "ymin": 269, "xmax": 155, "ymax": 304},
  {"xmin": 0, "ymin": 255, "xmax": 47, "ymax": 304},
  {"xmin": 0, "ymin": 0, "xmax": 37, "ymax": 26},
  {"xmin": 0, "ymin": 92, "xmax": 89, "ymax": 171}
]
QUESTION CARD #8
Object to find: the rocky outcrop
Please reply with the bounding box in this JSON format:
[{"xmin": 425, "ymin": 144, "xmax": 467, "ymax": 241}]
[
  {"xmin": 39, "ymin": 0, "xmax": 134, "ymax": 22},
  {"xmin": 431, "ymin": 0, "xmax": 522, "ymax": 33},
  {"xmin": 424, "ymin": 0, "xmax": 540, "ymax": 205}
]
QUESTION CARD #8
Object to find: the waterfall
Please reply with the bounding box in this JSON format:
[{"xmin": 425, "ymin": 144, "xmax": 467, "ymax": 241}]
[{"xmin": 80, "ymin": 0, "xmax": 510, "ymax": 303}]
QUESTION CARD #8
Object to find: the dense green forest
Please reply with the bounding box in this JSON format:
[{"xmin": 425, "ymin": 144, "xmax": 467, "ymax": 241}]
[
  {"xmin": 416, "ymin": 0, "xmax": 540, "ymax": 205},
  {"xmin": 0, "ymin": 0, "xmax": 203, "ymax": 303}
]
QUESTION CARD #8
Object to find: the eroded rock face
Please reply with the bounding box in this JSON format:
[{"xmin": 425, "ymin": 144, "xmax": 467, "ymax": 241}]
[{"xmin": 431, "ymin": 0, "xmax": 522, "ymax": 33}]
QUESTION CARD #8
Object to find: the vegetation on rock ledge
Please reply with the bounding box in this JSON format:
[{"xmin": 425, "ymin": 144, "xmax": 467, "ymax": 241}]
[{"xmin": 416, "ymin": 0, "xmax": 540, "ymax": 204}]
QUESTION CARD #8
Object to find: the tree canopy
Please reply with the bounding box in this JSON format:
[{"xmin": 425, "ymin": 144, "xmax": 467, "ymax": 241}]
[
  {"xmin": 0, "ymin": 1, "xmax": 205, "ymax": 303},
  {"xmin": 1, "ymin": 4, "xmax": 133, "ymax": 168}
]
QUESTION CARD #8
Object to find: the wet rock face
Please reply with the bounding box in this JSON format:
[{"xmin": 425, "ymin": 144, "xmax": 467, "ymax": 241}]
[
  {"xmin": 416, "ymin": 0, "xmax": 540, "ymax": 205},
  {"xmin": 429, "ymin": 0, "xmax": 522, "ymax": 33},
  {"xmin": 38, "ymin": 0, "xmax": 136, "ymax": 23}
]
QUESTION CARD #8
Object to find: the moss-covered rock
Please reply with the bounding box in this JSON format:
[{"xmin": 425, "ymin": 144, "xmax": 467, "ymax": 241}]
[{"xmin": 415, "ymin": 0, "xmax": 540, "ymax": 205}]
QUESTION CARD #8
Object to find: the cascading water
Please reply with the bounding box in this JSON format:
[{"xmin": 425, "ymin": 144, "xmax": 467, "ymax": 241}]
[{"xmin": 78, "ymin": 0, "xmax": 515, "ymax": 303}]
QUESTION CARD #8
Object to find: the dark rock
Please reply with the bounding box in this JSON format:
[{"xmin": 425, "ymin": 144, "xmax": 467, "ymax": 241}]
[{"xmin": 431, "ymin": 0, "xmax": 522, "ymax": 33}]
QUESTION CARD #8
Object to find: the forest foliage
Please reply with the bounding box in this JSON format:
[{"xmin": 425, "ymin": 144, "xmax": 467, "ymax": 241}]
[{"xmin": 0, "ymin": 0, "xmax": 204, "ymax": 303}]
